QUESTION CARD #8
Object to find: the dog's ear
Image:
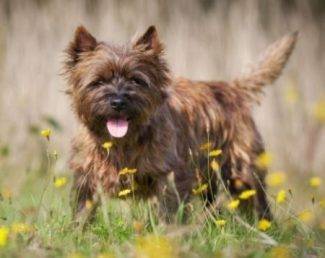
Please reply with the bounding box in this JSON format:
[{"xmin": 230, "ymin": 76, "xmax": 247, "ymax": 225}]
[
  {"xmin": 66, "ymin": 26, "xmax": 97, "ymax": 66},
  {"xmin": 133, "ymin": 26, "xmax": 163, "ymax": 54}
]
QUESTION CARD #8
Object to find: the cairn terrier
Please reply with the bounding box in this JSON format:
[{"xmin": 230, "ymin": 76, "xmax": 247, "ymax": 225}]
[{"xmin": 63, "ymin": 25, "xmax": 297, "ymax": 221}]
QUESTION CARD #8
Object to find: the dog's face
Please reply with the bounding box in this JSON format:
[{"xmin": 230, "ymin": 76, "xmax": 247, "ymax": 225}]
[{"xmin": 64, "ymin": 26, "xmax": 170, "ymax": 139}]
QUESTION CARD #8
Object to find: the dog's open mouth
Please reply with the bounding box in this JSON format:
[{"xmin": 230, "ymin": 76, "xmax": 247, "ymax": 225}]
[{"xmin": 106, "ymin": 117, "xmax": 129, "ymax": 138}]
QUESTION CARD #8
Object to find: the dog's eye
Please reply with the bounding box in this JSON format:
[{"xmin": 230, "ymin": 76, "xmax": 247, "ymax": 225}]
[
  {"xmin": 131, "ymin": 77, "xmax": 148, "ymax": 88},
  {"xmin": 90, "ymin": 80, "xmax": 105, "ymax": 87}
]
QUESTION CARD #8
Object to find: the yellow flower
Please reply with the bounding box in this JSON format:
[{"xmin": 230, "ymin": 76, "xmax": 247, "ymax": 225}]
[
  {"xmin": 214, "ymin": 219, "xmax": 226, "ymax": 227},
  {"xmin": 0, "ymin": 226, "xmax": 9, "ymax": 247},
  {"xmin": 54, "ymin": 177, "xmax": 67, "ymax": 188},
  {"xmin": 209, "ymin": 149, "xmax": 222, "ymax": 157},
  {"xmin": 255, "ymin": 152, "xmax": 272, "ymax": 169},
  {"xmin": 118, "ymin": 189, "xmax": 132, "ymax": 197},
  {"xmin": 40, "ymin": 128, "xmax": 51, "ymax": 140},
  {"xmin": 227, "ymin": 199, "xmax": 240, "ymax": 211},
  {"xmin": 200, "ymin": 142, "xmax": 212, "ymax": 151},
  {"xmin": 239, "ymin": 189, "xmax": 256, "ymax": 200},
  {"xmin": 276, "ymin": 190, "xmax": 286, "ymax": 204},
  {"xmin": 258, "ymin": 219, "xmax": 271, "ymax": 231},
  {"xmin": 102, "ymin": 141, "xmax": 113, "ymax": 150},
  {"xmin": 67, "ymin": 253, "xmax": 84, "ymax": 258},
  {"xmin": 97, "ymin": 253, "xmax": 115, "ymax": 258},
  {"xmin": 119, "ymin": 167, "xmax": 137, "ymax": 176},
  {"xmin": 284, "ymin": 86, "xmax": 299, "ymax": 104},
  {"xmin": 266, "ymin": 171, "xmax": 286, "ymax": 187},
  {"xmin": 269, "ymin": 246, "xmax": 291, "ymax": 258},
  {"xmin": 192, "ymin": 183, "xmax": 208, "ymax": 195},
  {"xmin": 11, "ymin": 223, "xmax": 32, "ymax": 234},
  {"xmin": 210, "ymin": 159, "xmax": 219, "ymax": 171},
  {"xmin": 312, "ymin": 99, "xmax": 325, "ymax": 123},
  {"xmin": 136, "ymin": 235, "xmax": 174, "ymax": 258},
  {"xmin": 298, "ymin": 210, "xmax": 313, "ymax": 223},
  {"xmin": 309, "ymin": 177, "xmax": 322, "ymax": 188},
  {"xmin": 85, "ymin": 200, "xmax": 93, "ymax": 210}
]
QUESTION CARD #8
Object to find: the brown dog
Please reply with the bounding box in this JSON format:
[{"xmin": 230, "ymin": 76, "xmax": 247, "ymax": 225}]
[{"xmin": 63, "ymin": 25, "xmax": 297, "ymax": 221}]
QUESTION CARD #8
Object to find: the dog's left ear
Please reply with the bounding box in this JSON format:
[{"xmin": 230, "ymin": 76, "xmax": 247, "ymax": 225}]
[{"xmin": 133, "ymin": 26, "xmax": 163, "ymax": 54}]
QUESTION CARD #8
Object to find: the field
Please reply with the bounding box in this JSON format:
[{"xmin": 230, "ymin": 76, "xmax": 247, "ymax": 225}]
[
  {"xmin": 0, "ymin": 0, "xmax": 324, "ymax": 257},
  {"xmin": 0, "ymin": 139, "xmax": 324, "ymax": 257}
]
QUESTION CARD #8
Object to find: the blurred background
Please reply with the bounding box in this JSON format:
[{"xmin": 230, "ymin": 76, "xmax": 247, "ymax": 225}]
[{"xmin": 0, "ymin": 0, "xmax": 324, "ymax": 190}]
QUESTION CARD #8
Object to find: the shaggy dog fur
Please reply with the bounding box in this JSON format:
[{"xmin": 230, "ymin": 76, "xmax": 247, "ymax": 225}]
[{"xmin": 63, "ymin": 25, "xmax": 297, "ymax": 221}]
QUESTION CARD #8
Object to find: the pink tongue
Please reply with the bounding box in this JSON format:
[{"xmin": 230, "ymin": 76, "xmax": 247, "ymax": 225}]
[{"xmin": 106, "ymin": 118, "xmax": 129, "ymax": 138}]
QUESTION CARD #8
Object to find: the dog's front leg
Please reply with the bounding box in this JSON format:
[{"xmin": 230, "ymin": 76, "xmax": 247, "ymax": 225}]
[
  {"xmin": 156, "ymin": 170, "xmax": 193, "ymax": 223},
  {"xmin": 70, "ymin": 170, "xmax": 99, "ymax": 229}
]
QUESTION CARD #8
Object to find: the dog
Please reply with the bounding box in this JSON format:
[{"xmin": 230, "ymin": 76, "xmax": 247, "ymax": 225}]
[{"xmin": 63, "ymin": 25, "xmax": 297, "ymax": 222}]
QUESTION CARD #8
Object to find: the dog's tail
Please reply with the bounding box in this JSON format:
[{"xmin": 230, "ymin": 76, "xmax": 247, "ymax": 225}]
[{"xmin": 233, "ymin": 31, "xmax": 298, "ymax": 103}]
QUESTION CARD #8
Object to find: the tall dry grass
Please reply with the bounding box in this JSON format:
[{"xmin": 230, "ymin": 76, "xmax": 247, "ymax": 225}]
[{"xmin": 0, "ymin": 0, "xmax": 324, "ymax": 174}]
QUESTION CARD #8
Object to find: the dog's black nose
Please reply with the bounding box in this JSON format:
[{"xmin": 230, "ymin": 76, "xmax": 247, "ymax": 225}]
[{"xmin": 110, "ymin": 97, "xmax": 126, "ymax": 111}]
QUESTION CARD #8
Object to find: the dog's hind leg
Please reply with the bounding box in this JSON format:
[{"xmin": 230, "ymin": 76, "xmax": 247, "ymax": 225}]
[{"xmin": 251, "ymin": 167, "xmax": 273, "ymax": 220}]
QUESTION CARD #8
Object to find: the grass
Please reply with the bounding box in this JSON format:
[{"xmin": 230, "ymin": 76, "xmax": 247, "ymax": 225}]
[{"xmin": 0, "ymin": 152, "xmax": 324, "ymax": 258}]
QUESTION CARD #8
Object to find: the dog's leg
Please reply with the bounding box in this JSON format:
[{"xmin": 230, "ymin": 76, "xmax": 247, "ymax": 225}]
[
  {"xmin": 157, "ymin": 170, "xmax": 193, "ymax": 223},
  {"xmin": 221, "ymin": 157, "xmax": 273, "ymax": 220},
  {"xmin": 252, "ymin": 168, "xmax": 273, "ymax": 220},
  {"xmin": 70, "ymin": 171, "xmax": 98, "ymax": 229}
]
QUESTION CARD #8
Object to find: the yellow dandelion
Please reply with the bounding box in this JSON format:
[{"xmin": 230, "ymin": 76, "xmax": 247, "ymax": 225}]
[
  {"xmin": 97, "ymin": 253, "xmax": 115, "ymax": 258},
  {"xmin": 67, "ymin": 253, "xmax": 84, "ymax": 258},
  {"xmin": 210, "ymin": 159, "xmax": 219, "ymax": 171},
  {"xmin": 269, "ymin": 246, "xmax": 291, "ymax": 258},
  {"xmin": 136, "ymin": 235, "xmax": 174, "ymax": 258},
  {"xmin": 309, "ymin": 177, "xmax": 322, "ymax": 188},
  {"xmin": 119, "ymin": 167, "xmax": 137, "ymax": 176},
  {"xmin": 40, "ymin": 128, "xmax": 51, "ymax": 141},
  {"xmin": 312, "ymin": 99, "xmax": 325, "ymax": 123},
  {"xmin": 11, "ymin": 223, "xmax": 32, "ymax": 234},
  {"xmin": 214, "ymin": 219, "xmax": 226, "ymax": 227},
  {"xmin": 209, "ymin": 149, "xmax": 222, "ymax": 157},
  {"xmin": 255, "ymin": 152, "xmax": 272, "ymax": 169},
  {"xmin": 54, "ymin": 177, "xmax": 67, "ymax": 188},
  {"xmin": 85, "ymin": 200, "xmax": 93, "ymax": 210},
  {"xmin": 227, "ymin": 199, "xmax": 240, "ymax": 211},
  {"xmin": 200, "ymin": 142, "xmax": 212, "ymax": 151},
  {"xmin": 192, "ymin": 183, "xmax": 208, "ymax": 195},
  {"xmin": 266, "ymin": 171, "xmax": 286, "ymax": 187},
  {"xmin": 118, "ymin": 189, "xmax": 132, "ymax": 197},
  {"xmin": 284, "ymin": 86, "xmax": 299, "ymax": 105},
  {"xmin": 102, "ymin": 141, "xmax": 113, "ymax": 150},
  {"xmin": 258, "ymin": 219, "xmax": 271, "ymax": 231},
  {"xmin": 298, "ymin": 210, "xmax": 314, "ymax": 223},
  {"xmin": 239, "ymin": 189, "xmax": 256, "ymax": 200},
  {"xmin": 276, "ymin": 190, "xmax": 287, "ymax": 204},
  {"xmin": 0, "ymin": 226, "xmax": 9, "ymax": 247}
]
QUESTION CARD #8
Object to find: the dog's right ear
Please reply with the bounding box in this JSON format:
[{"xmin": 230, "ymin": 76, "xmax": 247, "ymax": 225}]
[{"xmin": 66, "ymin": 26, "xmax": 97, "ymax": 67}]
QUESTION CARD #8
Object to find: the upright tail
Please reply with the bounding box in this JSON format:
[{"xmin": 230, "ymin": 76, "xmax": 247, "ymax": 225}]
[{"xmin": 233, "ymin": 31, "xmax": 298, "ymax": 103}]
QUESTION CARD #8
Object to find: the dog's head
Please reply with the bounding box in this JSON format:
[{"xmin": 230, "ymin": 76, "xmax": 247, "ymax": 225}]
[{"xmin": 64, "ymin": 26, "xmax": 170, "ymax": 139}]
